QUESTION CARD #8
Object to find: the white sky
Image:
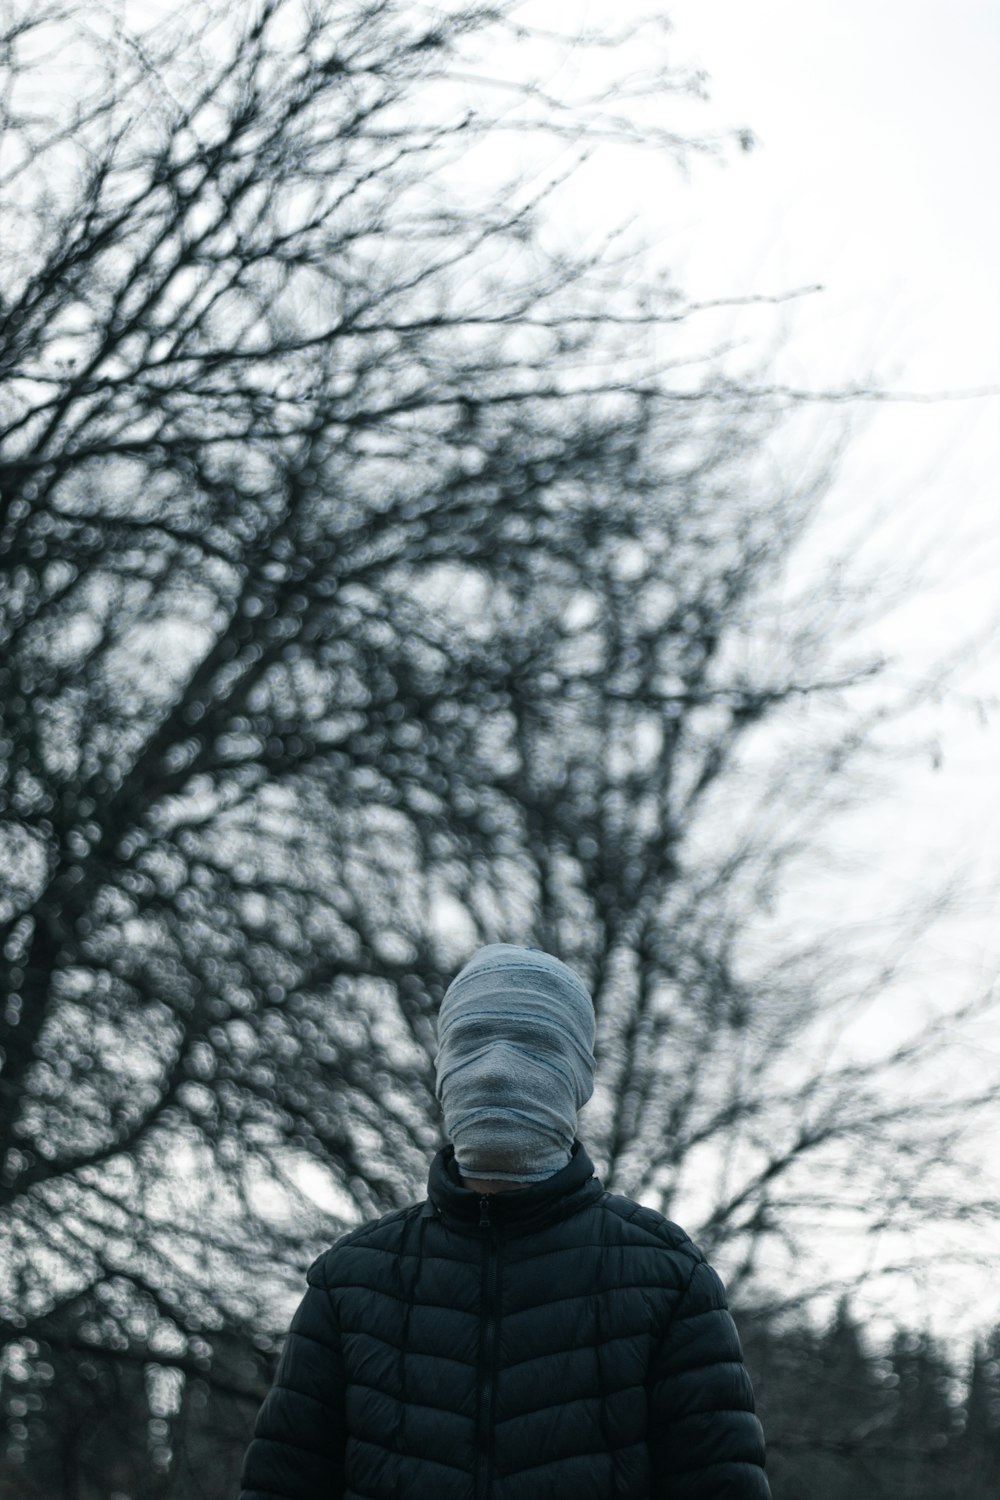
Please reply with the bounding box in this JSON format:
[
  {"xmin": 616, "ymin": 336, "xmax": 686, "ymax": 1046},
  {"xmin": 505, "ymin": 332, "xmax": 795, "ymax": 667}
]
[
  {"xmin": 646, "ymin": 2, "xmax": 1000, "ymax": 1031},
  {"xmin": 651, "ymin": 0, "xmax": 1000, "ymax": 1352}
]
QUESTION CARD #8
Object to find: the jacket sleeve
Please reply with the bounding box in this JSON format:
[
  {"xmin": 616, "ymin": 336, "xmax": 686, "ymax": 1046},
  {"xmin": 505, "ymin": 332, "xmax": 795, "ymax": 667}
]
[
  {"xmin": 239, "ymin": 1254, "xmax": 346, "ymax": 1500},
  {"xmin": 647, "ymin": 1254, "xmax": 771, "ymax": 1500}
]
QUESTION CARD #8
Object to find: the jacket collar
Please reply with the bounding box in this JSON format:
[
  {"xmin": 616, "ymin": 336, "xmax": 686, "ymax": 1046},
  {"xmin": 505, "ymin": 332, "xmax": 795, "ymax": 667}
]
[{"xmin": 423, "ymin": 1138, "xmax": 604, "ymax": 1235}]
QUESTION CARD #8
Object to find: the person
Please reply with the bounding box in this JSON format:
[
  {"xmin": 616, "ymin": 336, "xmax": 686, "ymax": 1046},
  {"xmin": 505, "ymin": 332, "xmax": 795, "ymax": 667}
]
[{"xmin": 239, "ymin": 943, "xmax": 771, "ymax": 1499}]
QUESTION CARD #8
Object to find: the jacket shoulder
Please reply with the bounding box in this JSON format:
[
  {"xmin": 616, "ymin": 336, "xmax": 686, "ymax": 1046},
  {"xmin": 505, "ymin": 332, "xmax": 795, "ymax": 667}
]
[
  {"xmin": 600, "ymin": 1191, "xmax": 705, "ymax": 1262},
  {"xmin": 306, "ymin": 1202, "xmax": 421, "ymax": 1285}
]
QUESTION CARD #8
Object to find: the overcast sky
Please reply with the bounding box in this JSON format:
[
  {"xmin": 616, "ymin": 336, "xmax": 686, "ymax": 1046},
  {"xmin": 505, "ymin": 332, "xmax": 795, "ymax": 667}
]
[
  {"xmin": 652, "ymin": 6, "xmax": 1000, "ymax": 999},
  {"xmin": 666, "ymin": 0, "xmax": 1000, "ymax": 1351}
]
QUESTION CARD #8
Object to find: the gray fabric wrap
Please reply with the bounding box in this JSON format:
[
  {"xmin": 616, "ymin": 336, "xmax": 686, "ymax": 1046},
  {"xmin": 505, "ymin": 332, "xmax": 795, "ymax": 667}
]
[{"xmin": 434, "ymin": 943, "xmax": 596, "ymax": 1182}]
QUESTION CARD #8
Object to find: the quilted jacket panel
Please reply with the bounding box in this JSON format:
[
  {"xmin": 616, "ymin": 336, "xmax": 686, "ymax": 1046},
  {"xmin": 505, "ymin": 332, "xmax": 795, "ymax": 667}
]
[{"xmin": 240, "ymin": 1139, "xmax": 770, "ymax": 1500}]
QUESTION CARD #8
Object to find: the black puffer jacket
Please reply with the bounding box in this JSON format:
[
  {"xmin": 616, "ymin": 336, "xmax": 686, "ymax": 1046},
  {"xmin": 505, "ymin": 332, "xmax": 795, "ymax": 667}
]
[{"xmin": 239, "ymin": 1140, "xmax": 770, "ymax": 1500}]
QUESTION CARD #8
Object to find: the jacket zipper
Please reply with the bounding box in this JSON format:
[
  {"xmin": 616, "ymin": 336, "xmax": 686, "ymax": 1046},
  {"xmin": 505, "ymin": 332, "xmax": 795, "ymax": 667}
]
[{"xmin": 475, "ymin": 1195, "xmax": 501, "ymax": 1500}]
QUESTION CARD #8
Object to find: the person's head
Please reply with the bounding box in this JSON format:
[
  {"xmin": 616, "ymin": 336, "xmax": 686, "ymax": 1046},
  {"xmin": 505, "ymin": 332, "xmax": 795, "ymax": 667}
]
[{"xmin": 434, "ymin": 944, "xmax": 596, "ymax": 1183}]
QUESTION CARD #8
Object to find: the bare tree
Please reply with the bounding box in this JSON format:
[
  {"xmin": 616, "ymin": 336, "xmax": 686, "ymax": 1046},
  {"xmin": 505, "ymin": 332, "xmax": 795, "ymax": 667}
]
[{"xmin": 0, "ymin": 0, "xmax": 996, "ymax": 1466}]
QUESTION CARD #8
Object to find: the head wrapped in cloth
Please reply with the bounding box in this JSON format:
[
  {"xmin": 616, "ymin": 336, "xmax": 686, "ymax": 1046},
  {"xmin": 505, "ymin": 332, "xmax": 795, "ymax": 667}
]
[{"xmin": 434, "ymin": 943, "xmax": 596, "ymax": 1182}]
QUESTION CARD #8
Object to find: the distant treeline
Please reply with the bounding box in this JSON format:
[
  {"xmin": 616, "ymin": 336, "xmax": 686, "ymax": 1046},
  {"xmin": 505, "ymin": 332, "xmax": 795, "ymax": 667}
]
[
  {"xmin": 740, "ymin": 1300, "xmax": 1000, "ymax": 1498},
  {"xmin": 2, "ymin": 1297, "xmax": 998, "ymax": 1498}
]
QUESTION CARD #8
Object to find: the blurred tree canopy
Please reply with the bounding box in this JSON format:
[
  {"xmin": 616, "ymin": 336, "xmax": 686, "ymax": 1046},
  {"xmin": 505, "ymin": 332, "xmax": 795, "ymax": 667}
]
[{"xmin": 0, "ymin": 0, "xmax": 997, "ymax": 1444}]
